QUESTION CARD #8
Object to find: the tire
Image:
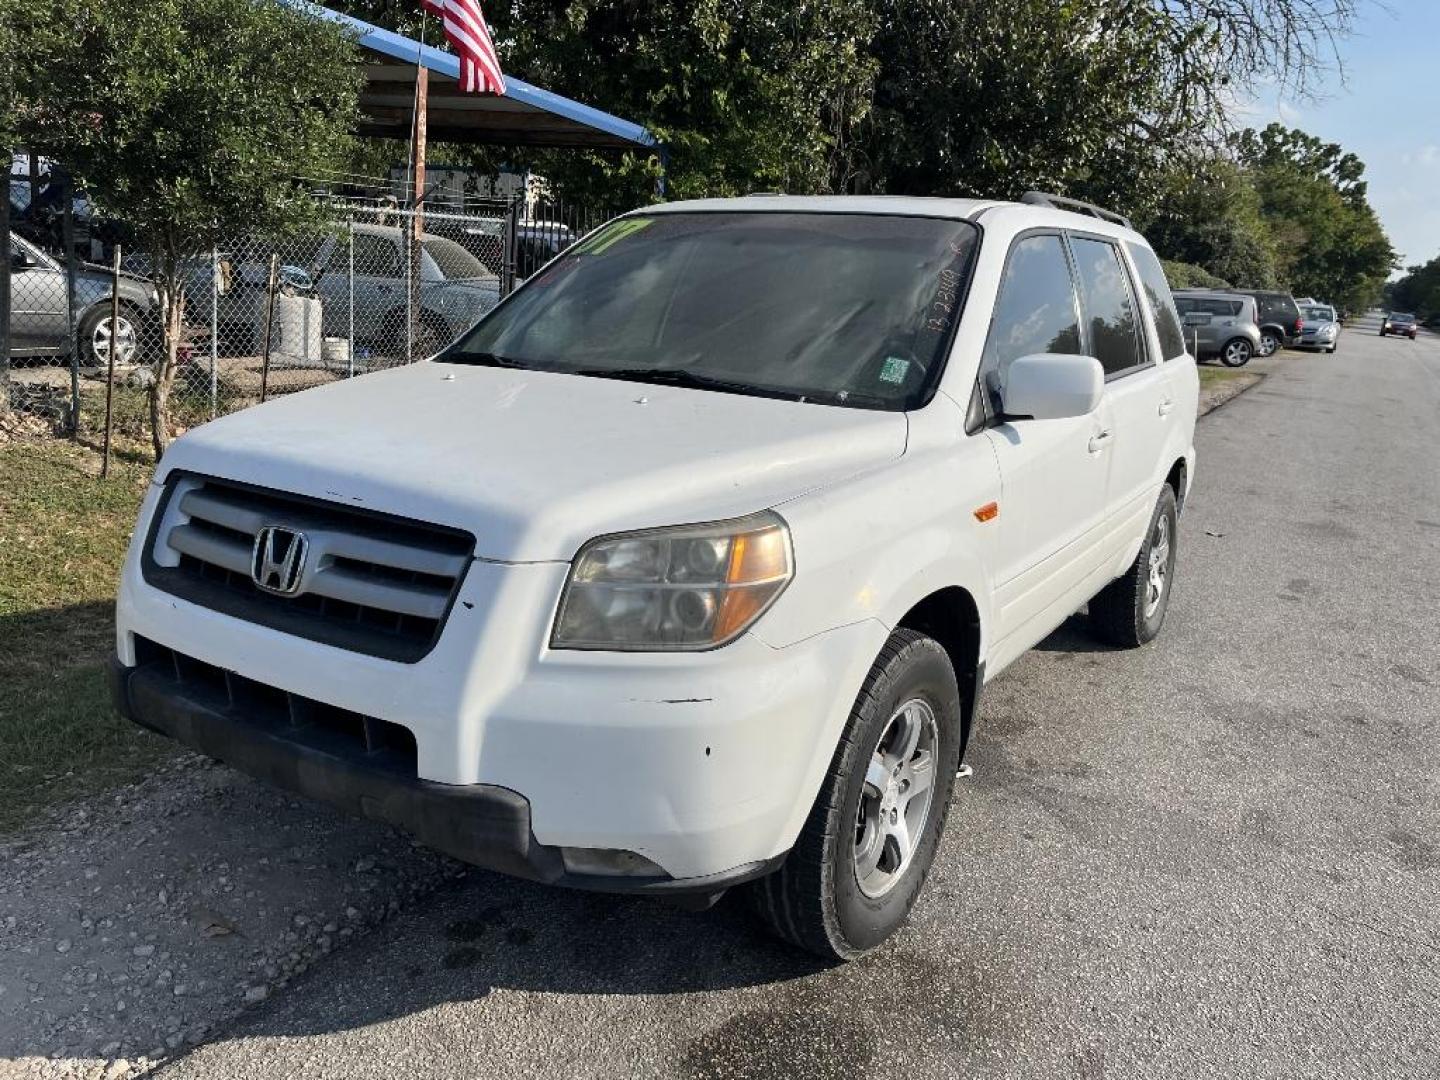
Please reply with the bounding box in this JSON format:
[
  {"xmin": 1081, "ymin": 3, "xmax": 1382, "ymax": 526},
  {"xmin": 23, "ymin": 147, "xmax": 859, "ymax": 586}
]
[
  {"xmin": 747, "ymin": 629, "xmax": 963, "ymax": 960},
  {"xmin": 77, "ymin": 303, "xmax": 141, "ymax": 369},
  {"xmin": 1088, "ymin": 485, "xmax": 1178, "ymax": 648},
  {"xmin": 1256, "ymin": 330, "xmax": 1282, "ymax": 357},
  {"xmin": 1219, "ymin": 338, "xmax": 1253, "ymax": 367}
]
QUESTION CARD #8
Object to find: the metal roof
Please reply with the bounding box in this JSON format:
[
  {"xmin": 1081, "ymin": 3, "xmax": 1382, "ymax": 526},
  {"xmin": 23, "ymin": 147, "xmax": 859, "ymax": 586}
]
[{"xmin": 292, "ymin": 2, "xmax": 657, "ymax": 150}]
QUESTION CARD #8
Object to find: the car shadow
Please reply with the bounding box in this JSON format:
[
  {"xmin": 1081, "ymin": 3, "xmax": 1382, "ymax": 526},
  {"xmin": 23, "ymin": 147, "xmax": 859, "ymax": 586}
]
[
  {"xmin": 150, "ymin": 818, "xmax": 1017, "ymax": 1077},
  {"xmin": 1030, "ymin": 611, "xmax": 1118, "ymax": 654}
]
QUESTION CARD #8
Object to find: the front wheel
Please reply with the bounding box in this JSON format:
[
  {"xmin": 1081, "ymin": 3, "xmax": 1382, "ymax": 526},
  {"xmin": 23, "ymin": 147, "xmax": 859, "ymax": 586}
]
[
  {"xmin": 746, "ymin": 629, "xmax": 962, "ymax": 960},
  {"xmin": 1220, "ymin": 338, "xmax": 1253, "ymax": 367},
  {"xmin": 1088, "ymin": 485, "xmax": 1178, "ymax": 647},
  {"xmin": 1256, "ymin": 331, "xmax": 1282, "ymax": 357},
  {"xmin": 78, "ymin": 304, "xmax": 140, "ymax": 369}
]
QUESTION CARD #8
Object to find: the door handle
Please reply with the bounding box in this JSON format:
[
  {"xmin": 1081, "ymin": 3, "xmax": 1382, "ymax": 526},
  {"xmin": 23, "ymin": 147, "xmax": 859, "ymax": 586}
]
[
  {"xmin": 1158, "ymin": 399, "xmax": 1176, "ymax": 417},
  {"xmin": 1088, "ymin": 429, "xmax": 1113, "ymax": 454}
]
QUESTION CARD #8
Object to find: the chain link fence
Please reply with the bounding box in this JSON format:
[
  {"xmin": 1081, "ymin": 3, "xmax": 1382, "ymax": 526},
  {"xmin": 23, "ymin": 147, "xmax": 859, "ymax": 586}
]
[{"xmin": 3, "ymin": 188, "xmax": 613, "ymax": 454}]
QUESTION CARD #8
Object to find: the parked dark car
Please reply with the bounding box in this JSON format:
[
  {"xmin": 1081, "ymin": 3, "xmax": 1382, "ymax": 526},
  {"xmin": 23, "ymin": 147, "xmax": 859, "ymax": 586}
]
[
  {"xmin": 1220, "ymin": 288, "xmax": 1303, "ymax": 357},
  {"xmin": 7, "ymin": 231, "xmax": 157, "ymax": 366},
  {"xmin": 1379, "ymin": 312, "xmax": 1418, "ymax": 339}
]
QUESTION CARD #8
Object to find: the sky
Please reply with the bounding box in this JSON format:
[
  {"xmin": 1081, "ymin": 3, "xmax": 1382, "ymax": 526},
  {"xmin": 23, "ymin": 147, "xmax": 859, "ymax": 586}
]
[{"xmin": 1236, "ymin": 0, "xmax": 1440, "ymax": 274}]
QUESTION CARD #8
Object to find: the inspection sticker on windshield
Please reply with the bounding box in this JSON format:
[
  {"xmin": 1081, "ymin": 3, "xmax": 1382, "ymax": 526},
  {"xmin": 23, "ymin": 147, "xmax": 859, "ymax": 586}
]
[
  {"xmin": 573, "ymin": 217, "xmax": 653, "ymax": 256},
  {"xmin": 879, "ymin": 355, "xmax": 911, "ymax": 384}
]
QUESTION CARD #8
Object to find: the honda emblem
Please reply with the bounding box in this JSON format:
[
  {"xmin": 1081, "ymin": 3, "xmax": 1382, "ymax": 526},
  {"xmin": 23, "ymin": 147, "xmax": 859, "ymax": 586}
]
[{"xmin": 251, "ymin": 526, "xmax": 309, "ymax": 596}]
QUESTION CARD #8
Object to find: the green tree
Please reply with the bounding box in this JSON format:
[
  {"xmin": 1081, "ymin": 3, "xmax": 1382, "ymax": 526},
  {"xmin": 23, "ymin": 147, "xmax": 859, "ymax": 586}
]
[
  {"xmin": 851, "ymin": 0, "xmax": 1190, "ymax": 211},
  {"xmin": 15, "ymin": 0, "xmax": 362, "ymax": 458},
  {"xmin": 1161, "ymin": 260, "xmax": 1231, "ymax": 290},
  {"xmin": 330, "ymin": 0, "xmax": 1362, "ymax": 218},
  {"xmin": 1141, "ymin": 159, "xmax": 1278, "ymax": 288},
  {"xmin": 1233, "ymin": 123, "xmax": 1394, "ymax": 309},
  {"xmin": 1389, "ymin": 256, "xmax": 1440, "ymax": 318}
]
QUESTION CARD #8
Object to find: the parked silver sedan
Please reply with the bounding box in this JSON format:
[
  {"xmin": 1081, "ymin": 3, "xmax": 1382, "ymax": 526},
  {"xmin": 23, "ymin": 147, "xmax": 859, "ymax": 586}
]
[
  {"xmin": 7, "ymin": 231, "xmax": 157, "ymax": 366},
  {"xmin": 1297, "ymin": 304, "xmax": 1340, "ymax": 353}
]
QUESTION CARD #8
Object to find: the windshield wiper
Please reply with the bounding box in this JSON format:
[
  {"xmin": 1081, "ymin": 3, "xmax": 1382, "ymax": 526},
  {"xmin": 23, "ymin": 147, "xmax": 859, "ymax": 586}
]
[
  {"xmin": 570, "ymin": 366, "xmax": 806, "ymax": 402},
  {"xmin": 436, "ymin": 349, "xmax": 530, "ymax": 368}
]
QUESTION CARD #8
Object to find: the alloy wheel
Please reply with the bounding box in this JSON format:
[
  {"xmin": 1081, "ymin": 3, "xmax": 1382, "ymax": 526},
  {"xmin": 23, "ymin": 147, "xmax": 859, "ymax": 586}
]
[
  {"xmin": 1257, "ymin": 333, "xmax": 1280, "ymax": 357},
  {"xmin": 92, "ymin": 315, "xmax": 138, "ymax": 366},
  {"xmin": 1223, "ymin": 340, "xmax": 1251, "ymax": 367},
  {"xmin": 1145, "ymin": 513, "xmax": 1171, "ymax": 619},
  {"xmin": 854, "ymin": 698, "xmax": 939, "ymax": 898}
]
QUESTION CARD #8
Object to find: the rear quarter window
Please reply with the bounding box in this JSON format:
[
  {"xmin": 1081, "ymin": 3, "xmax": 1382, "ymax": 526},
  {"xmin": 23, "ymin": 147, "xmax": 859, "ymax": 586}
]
[{"xmin": 1125, "ymin": 242, "xmax": 1186, "ymax": 360}]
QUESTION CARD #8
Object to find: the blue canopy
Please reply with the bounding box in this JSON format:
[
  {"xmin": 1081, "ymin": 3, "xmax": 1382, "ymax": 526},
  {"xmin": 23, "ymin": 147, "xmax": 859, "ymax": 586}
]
[{"xmin": 294, "ymin": 2, "xmax": 657, "ymax": 151}]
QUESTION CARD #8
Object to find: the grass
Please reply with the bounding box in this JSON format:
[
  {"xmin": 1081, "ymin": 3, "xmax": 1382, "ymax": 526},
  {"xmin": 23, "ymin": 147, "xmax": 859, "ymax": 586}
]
[
  {"xmin": 0, "ymin": 434, "xmax": 174, "ymax": 834},
  {"xmin": 1197, "ymin": 365, "xmax": 1250, "ymax": 390}
]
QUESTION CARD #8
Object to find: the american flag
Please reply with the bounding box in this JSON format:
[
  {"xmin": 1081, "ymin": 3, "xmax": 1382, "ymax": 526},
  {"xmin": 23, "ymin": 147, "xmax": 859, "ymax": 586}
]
[{"xmin": 420, "ymin": 0, "xmax": 506, "ymax": 95}]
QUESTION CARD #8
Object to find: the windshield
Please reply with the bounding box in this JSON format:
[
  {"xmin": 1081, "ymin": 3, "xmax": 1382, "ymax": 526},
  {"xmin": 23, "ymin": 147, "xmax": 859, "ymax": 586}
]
[
  {"xmin": 422, "ymin": 235, "xmax": 489, "ymax": 281},
  {"xmin": 1303, "ymin": 306, "xmax": 1334, "ymax": 321},
  {"xmin": 437, "ymin": 211, "xmax": 981, "ymax": 410},
  {"xmin": 1390, "ymin": 313, "xmax": 1415, "ymax": 323}
]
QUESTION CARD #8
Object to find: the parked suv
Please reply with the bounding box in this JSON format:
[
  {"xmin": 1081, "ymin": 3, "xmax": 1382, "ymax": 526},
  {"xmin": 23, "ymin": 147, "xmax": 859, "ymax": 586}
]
[
  {"xmin": 1172, "ymin": 289, "xmax": 1261, "ymax": 366},
  {"xmin": 110, "ymin": 194, "xmax": 1197, "ymax": 959},
  {"xmin": 1222, "ymin": 288, "xmax": 1303, "ymax": 356}
]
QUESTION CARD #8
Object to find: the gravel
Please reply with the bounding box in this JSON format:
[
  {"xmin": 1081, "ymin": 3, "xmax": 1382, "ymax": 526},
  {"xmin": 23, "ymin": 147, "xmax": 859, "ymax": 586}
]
[{"xmin": 0, "ymin": 754, "xmax": 466, "ymax": 1078}]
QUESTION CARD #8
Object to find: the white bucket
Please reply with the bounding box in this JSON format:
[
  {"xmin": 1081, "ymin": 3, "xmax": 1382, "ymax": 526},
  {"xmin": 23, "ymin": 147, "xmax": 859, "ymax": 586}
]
[{"xmin": 322, "ymin": 337, "xmax": 351, "ymax": 369}]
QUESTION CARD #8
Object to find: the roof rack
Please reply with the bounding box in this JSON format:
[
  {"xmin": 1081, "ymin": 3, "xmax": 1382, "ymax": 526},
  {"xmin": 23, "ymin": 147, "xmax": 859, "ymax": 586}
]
[{"xmin": 1019, "ymin": 191, "xmax": 1132, "ymax": 230}]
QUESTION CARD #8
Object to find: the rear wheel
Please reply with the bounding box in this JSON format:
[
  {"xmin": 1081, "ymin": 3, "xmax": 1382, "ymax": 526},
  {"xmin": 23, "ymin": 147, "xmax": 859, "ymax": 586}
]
[
  {"xmin": 1088, "ymin": 485, "xmax": 1178, "ymax": 647},
  {"xmin": 1256, "ymin": 330, "xmax": 1282, "ymax": 357},
  {"xmin": 1220, "ymin": 338, "xmax": 1253, "ymax": 367},
  {"xmin": 747, "ymin": 629, "xmax": 962, "ymax": 960}
]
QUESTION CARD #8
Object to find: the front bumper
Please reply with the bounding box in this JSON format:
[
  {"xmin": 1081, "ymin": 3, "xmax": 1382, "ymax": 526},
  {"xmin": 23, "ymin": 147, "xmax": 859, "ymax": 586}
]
[
  {"xmin": 109, "ymin": 653, "xmax": 784, "ymax": 895},
  {"xmin": 115, "ymin": 489, "xmax": 891, "ymax": 883}
]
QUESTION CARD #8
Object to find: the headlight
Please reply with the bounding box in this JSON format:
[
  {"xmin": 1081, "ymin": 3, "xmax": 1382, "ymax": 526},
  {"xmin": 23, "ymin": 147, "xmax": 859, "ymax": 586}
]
[{"xmin": 552, "ymin": 512, "xmax": 793, "ymax": 650}]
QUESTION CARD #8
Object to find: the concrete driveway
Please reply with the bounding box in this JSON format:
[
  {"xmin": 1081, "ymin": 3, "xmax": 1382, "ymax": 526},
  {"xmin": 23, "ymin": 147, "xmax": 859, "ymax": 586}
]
[{"xmin": 66, "ymin": 315, "xmax": 1440, "ymax": 1078}]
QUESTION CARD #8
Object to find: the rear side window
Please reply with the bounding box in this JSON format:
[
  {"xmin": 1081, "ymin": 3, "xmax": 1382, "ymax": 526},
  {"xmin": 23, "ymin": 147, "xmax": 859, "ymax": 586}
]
[
  {"xmin": 1071, "ymin": 237, "xmax": 1145, "ymax": 375},
  {"xmin": 982, "ymin": 233, "xmax": 1082, "ymax": 397},
  {"xmin": 1126, "ymin": 243, "xmax": 1186, "ymax": 360}
]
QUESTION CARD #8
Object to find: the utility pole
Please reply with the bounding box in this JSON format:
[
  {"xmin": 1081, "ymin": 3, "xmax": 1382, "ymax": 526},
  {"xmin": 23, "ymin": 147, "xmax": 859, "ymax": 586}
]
[
  {"xmin": 408, "ymin": 63, "xmax": 427, "ymax": 361},
  {"xmin": 1, "ymin": 147, "xmax": 11, "ymax": 416},
  {"xmin": 404, "ymin": 12, "xmax": 430, "ymax": 363}
]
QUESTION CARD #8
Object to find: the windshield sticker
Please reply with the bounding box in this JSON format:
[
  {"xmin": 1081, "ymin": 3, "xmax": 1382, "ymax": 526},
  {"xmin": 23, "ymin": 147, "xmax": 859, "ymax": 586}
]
[
  {"xmin": 879, "ymin": 355, "xmax": 911, "ymax": 384},
  {"xmin": 573, "ymin": 217, "xmax": 654, "ymax": 256}
]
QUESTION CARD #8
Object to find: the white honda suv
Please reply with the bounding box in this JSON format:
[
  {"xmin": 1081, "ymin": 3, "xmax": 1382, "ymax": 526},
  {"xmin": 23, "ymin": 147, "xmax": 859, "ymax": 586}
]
[{"xmin": 111, "ymin": 193, "xmax": 1197, "ymax": 959}]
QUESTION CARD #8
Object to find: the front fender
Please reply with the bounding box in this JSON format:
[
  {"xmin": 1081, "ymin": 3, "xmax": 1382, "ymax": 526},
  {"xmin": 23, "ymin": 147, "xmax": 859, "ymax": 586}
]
[{"xmin": 754, "ymin": 396, "xmax": 999, "ymax": 666}]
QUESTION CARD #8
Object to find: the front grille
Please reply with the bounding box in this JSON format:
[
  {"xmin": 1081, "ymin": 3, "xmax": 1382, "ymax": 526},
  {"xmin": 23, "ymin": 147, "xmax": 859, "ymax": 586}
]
[
  {"xmin": 142, "ymin": 473, "xmax": 475, "ymax": 662},
  {"xmin": 133, "ymin": 636, "xmax": 418, "ymax": 776}
]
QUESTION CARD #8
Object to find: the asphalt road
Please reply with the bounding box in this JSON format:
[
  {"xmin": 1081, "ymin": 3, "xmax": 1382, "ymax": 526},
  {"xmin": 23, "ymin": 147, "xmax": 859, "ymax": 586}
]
[{"xmin": 156, "ymin": 315, "xmax": 1440, "ymax": 1080}]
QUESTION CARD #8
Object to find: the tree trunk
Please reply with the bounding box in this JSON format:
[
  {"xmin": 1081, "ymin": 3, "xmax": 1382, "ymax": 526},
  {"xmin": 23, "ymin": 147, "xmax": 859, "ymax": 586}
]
[{"xmin": 148, "ymin": 259, "xmax": 186, "ymax": 461}]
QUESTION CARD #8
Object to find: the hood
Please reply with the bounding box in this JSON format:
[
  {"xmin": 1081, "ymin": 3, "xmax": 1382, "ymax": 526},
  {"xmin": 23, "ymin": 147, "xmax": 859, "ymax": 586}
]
[{"xmin": 160, "ymin": 362, "xmax": 909, "ymax": 561}]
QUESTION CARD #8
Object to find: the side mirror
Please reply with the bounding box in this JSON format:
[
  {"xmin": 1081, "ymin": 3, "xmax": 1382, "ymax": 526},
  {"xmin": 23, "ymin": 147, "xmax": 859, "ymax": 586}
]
[
  {"xmin": 10, "ymin": 249, "xmax": 33, "ymax": 270},
  {"xmin": 999, "ymin": 353, "xmax": 1104, "ymax": 421}
]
